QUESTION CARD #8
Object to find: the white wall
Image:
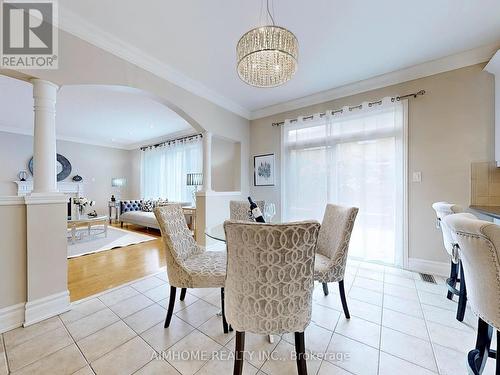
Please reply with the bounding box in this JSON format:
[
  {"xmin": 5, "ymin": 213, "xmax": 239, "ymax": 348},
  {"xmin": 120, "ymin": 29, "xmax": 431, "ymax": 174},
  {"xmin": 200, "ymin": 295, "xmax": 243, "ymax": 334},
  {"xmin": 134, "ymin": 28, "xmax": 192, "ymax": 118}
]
[
  {"xmin": 0, "ymin": 131, "xmax": 136, "ymax": 214},
  {"xmin": 249, "ymin": 64, "xmax": 495, "ymax": 266}
]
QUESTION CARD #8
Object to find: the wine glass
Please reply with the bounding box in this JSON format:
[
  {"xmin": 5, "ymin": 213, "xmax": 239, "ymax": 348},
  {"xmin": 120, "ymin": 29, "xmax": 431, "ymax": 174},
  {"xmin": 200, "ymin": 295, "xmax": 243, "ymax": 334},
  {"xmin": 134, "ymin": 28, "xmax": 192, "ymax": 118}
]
[{"xmin": 264, "ymin": 202, "xmax": 276, "ymax": 223}]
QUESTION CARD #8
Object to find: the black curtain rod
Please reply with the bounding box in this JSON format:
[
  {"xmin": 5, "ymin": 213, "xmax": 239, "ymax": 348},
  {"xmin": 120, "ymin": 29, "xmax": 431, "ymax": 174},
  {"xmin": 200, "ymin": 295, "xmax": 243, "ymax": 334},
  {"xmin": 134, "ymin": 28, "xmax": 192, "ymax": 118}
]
[
  {"xmin": 271, "ymin": 90, "xmax": 425, "ymax": 127},
  {"xmin": 140, "ymin": 133, "xmax": 203, "ymax": 151}
]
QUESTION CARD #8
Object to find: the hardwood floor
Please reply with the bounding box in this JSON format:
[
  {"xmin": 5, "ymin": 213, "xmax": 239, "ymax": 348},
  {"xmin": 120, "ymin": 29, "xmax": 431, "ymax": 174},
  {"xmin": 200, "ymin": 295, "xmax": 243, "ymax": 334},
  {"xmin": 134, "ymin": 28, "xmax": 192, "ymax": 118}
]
[{"xmin": 67, "ymin": 223, "xmax": 166, "ymax": 302}]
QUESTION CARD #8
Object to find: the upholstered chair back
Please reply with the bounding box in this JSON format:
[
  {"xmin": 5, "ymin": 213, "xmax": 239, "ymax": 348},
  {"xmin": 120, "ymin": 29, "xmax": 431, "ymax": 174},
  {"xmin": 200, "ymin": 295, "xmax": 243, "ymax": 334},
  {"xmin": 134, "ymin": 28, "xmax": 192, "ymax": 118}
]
[
  {"xmin": 230, "ymin": 200, "xmax": 265, "ymax": 221},
  {"xmin": 432, "ymin": 202, "xmax": 464, "ymax": 258},
  {"xmin": 154, "ymin": 204, "xmax": 203, "ymax": 286},
  {"xmin": 223, "ymin": 220, "xmax": 320, "ymax": 334},
  {"xmin": 444, "ymin": 214, "xmax": 500, "ymax": 330},
  {"xmin": 316, "ymin": 204, "xmax": 358, "ymax": 270}
]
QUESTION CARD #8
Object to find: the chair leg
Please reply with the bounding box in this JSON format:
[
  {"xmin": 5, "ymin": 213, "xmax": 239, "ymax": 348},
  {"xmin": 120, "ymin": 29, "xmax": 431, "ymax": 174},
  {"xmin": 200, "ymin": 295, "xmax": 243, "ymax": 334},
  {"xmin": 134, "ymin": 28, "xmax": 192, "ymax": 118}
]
[
  {"xmin": 446, "ymin": 260, "xmax": 458, "ymax": 300},
  {"xmin": 180, "ymin": 288, "xmax": 187, "ymax": 301},
  {"xmin": 467, "ymin": 317, "xmax": 493, "ymax": 374},
  {"xmin": 294, "ymin": 332, "xmax": 308, "ymax": 375},
  {"xmin": 338, "ymin": 280, "xmax": 350, "ymax": 319},
  {"xmin": 456, "ymin": 261, "xmax": 467, "ymax": 322},
  {"xmin": 164, "ymin": 286, "xmax": 176, "ymax": 328},
  {"xmin": 233, "ymin": 331, "xmax": 245, "ymax": 375},
  {"xmin": 322, "ymin": 282, "xmax": 329, "ymax": 296},
  {"xmin": 221, "ymin": 288, "xmax": 229, "ymax": 334}
]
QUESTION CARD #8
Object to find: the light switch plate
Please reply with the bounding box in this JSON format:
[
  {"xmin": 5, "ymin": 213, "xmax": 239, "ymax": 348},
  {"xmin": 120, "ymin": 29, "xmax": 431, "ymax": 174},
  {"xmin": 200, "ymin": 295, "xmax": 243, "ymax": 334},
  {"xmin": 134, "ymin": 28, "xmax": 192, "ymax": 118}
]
[{"xmin": 412, "ymin": 171, "xmax": 422, "ymax": 183}]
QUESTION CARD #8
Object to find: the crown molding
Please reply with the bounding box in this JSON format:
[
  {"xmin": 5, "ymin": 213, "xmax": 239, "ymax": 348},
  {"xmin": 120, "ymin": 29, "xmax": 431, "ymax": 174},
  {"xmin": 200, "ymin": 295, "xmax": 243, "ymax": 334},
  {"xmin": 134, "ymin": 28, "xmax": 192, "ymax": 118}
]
[
  {"xmin": 57, "ymin": 8, "xmax": 251, "ymax": 120},
  {"xmin": 249, "ymin": 42, "xmax": 500, "ymax": 120}
]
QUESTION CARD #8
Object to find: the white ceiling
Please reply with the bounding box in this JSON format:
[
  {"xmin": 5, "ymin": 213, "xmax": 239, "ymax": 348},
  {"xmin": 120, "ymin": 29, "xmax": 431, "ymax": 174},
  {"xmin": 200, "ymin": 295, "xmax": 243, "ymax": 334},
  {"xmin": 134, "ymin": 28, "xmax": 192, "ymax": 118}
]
[
  {"xmin": 59, "ymin": 0, "xmax": 500, "ymax": 118},
  {"xmin": 0, "ymin": 76, "xmax": 193, "ymax": 149}
]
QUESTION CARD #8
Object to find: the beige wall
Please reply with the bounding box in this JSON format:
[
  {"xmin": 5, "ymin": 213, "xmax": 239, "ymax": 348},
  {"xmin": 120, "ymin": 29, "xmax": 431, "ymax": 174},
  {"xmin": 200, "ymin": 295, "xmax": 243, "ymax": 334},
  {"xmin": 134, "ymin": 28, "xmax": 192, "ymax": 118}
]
[
  {"xmin": 0, "ymin": 131, "xmax": 136, "ymax": 214},
  {"xmin": 0, "ymin": 199, "xmax": 26, "ymax": 310},
  {"xmin": 250, "ymin": 64, "xmax": 495, "ymax": 264},
  {"xmin": 212, "ymin": 136, "xmax": 241, "ymax": 192}
]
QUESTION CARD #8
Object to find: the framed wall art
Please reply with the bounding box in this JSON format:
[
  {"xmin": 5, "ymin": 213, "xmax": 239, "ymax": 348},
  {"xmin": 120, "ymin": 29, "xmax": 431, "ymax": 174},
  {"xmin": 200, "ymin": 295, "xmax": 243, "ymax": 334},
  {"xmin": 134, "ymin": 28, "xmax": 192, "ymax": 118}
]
[{"xmin": 254, "ymin": 153, "xmax": 275, "ymax": 186}]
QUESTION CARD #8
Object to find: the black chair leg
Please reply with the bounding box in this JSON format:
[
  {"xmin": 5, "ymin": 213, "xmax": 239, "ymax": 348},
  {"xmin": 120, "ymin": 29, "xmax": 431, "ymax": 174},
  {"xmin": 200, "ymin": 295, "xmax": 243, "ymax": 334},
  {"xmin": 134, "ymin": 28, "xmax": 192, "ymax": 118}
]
[
  {"xmin": 322, "ymin": 282, "xmax": 329, "ymax": 296},
  {"xmin": 446, "ymin": 260, "xmax": 458, "ymax": 300},
  {"xmin": 338, "ymin": 280, "xmax": 350, "ymax": 319},
  {"xmin": 164, "ymin": 286, "xmax": 176, "ymax": 328},
  {"xmin": 456, "ymin": 261, "xmax": 467, "ymax": 322},
  {"xmin": 294, "ymin": 332, "xmax": 308, "ymax": 375},
  {"xmin": 180, "ymin": 288, "xmax": 187, "ymax": 301},
  {"xmin": 234, "ymin": 331, "xmax": 245, "ymax": 375},
  {"xmin": 468, "ymin": 317, "xmax": 493, "ymax": 374},
  {"xmin": 221, "ymin": 288, "xmax": 229, "ymax": 334}
]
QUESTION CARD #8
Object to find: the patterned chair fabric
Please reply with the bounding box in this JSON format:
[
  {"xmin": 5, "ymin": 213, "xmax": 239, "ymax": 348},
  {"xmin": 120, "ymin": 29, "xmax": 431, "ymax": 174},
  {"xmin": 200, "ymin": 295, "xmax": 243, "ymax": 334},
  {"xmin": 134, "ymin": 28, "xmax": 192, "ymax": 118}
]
[
  {"xmin": 223, "ymin": 220, "xmax": 320, "ymax": 335},
  {"xmin": 230, "ymin": 200, "xmax": 265, "ymax": 221},
  {"xmin": 314, "ymin": 204, "xmax": 359, "ymax": 283},
  {"xmin": 120, "ymin": 200, "xmax": 143, "ymax": 214},
  {"xmin": 154, "ymin": 204, "xmax": 226, "ymax": 288},
  {"xmin": 444, "ymin": 214, "xmax": 500, "ymax": 330}
]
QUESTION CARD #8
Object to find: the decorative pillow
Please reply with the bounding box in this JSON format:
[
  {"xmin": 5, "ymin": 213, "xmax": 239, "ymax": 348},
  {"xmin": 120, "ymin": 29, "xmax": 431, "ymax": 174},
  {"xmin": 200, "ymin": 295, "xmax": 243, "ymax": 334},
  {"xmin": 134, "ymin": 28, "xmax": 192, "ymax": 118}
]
[
  {"xmin": 156, "ymin": 198, "xmax": 169, "ymax": 207},
  {"xmin": 142, "ymin": 200, "xmax": 154, "ymax": 212}
]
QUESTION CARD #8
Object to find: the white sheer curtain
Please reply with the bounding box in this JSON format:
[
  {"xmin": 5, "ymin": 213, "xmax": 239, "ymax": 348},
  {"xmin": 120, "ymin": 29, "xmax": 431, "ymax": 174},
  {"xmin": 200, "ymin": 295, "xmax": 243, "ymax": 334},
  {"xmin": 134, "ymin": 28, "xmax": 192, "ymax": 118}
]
[
  {"xmin": 141, "ymin": 135, "xmax": 202, "ymax": 205},
  {"xmin": 282, "ymin": 98, "xmax": 406, "ymax": 265}
]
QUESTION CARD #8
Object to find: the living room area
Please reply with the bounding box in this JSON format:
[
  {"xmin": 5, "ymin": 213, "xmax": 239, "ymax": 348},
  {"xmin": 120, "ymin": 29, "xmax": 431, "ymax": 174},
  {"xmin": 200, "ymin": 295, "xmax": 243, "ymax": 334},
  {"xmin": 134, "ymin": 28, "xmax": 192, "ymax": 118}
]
[{"xmin": 0, "ymin": 74, "xmax": 244, "ymax": 302}]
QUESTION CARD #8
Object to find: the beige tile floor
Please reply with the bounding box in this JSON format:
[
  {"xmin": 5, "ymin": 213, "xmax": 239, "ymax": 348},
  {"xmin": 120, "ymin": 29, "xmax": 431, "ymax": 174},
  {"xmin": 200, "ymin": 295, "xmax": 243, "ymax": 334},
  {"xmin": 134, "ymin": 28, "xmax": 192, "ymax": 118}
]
[{"xmin": 1, "ymin": 260, "xmax": 498, "ymax": 375}]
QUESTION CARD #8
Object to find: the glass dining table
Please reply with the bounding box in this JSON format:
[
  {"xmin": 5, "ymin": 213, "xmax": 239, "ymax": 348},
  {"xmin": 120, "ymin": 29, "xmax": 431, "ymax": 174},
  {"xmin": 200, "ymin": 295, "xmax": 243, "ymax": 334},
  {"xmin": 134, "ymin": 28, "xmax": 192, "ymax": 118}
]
[{"xmin": 205, "ymin": 224, "xmax": 226, "ymax": 243}]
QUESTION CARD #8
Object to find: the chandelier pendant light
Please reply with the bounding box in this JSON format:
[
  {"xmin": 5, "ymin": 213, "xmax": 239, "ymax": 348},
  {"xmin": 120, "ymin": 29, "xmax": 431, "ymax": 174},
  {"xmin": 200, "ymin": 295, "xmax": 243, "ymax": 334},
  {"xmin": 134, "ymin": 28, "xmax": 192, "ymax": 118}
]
[{"xmin": 236, "ymin": 0, "xmax": 299, "ymax": 88}]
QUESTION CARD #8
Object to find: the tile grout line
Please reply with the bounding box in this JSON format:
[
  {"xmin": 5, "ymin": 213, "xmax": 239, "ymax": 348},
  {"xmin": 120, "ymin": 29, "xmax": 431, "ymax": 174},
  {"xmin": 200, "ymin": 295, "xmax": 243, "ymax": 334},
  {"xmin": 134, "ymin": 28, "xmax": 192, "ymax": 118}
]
[
  {"xmin": 376, "ymin": 267, "xmax": 385, "ymax": 375},
  {"xmin": 1, "ymin": 333, "xmax": 12, "ymax": 375},
  {"xmin": 415, "ymin": 279, "xmax": 441, "ymax": 374},
  {"xmin": 316, "ymin": 283, "xmax": 345, "ymax": 373},
  {"xmin": 58, "ymin": 312, "xmax": 96, "ymax": 374}
]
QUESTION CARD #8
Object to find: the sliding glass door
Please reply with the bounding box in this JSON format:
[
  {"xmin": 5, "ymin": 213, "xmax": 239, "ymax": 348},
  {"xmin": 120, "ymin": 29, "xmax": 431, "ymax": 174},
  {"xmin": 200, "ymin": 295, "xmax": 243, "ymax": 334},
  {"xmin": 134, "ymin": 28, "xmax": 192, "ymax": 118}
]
[{"xmin": 282, "ymin": 99, "xmax": 406, "ymax": 265}]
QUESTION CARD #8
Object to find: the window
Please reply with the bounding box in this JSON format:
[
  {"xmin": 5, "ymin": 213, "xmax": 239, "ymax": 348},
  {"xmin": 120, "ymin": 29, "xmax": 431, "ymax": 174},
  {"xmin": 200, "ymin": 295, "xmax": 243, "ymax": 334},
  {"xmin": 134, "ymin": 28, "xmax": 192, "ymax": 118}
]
[
  {"xmin": 282, "ymin": 99, "xmax": 406, "ymax": 265},
  {"xmin": 141, "ymin": 135, "xmax": 202, "ymax": 205}
]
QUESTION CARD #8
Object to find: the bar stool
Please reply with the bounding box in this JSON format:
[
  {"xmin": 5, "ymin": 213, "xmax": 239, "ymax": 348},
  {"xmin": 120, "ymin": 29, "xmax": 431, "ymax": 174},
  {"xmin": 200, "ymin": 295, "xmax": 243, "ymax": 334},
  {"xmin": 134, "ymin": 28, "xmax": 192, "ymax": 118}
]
[
  {"xmin": 432, "ymin": 202, "xmax": 476, "ymax": 321},
  {"xmin": 444, "ymin": 214, "xmax": 499, "ymax": 374}
]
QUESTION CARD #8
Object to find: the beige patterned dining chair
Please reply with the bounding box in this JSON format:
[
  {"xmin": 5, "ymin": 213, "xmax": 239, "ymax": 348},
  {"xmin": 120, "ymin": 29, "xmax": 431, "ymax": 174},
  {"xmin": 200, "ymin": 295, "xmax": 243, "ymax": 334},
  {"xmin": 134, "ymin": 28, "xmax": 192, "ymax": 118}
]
[
  {"xmin": 154, "ymin": 204, "xmax": 230, "ymax": 334},
  {"xmin": 444, "ymin": 214, "xmax": 500, "ymax": 374},
  {"xmin": 314, "ymin": 204, "xmax": 359, "ymax": 319},
  {"xmin": 229, "ymin": 200, "xmax": 265, "ymax": 221},
  {"xmin": 224, "ymin": 220, "xmax": 320, "ymax": 375}
]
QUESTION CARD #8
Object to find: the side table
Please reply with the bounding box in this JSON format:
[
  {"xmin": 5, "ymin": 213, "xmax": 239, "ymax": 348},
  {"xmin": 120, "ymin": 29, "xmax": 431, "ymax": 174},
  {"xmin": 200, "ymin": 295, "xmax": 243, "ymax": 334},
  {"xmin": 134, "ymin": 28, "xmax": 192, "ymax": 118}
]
[{"xmin": 108, "ymin": 201, "xmax": 120, "ymax": 224}]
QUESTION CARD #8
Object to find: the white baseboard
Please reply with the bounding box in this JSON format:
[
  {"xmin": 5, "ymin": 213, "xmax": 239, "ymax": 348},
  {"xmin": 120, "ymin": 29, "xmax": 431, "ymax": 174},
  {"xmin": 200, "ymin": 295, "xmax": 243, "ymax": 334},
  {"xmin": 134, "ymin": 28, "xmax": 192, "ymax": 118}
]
[
  {"xmin": 0, "ymin": 303, "xmax": 25, "ymax": 333},
  {"xmin": 24, "ymin": 290, "xmax": 70, "ymax": 327},
  {"xmin": 408, "ymin": 258, "xmax": 449, "ymax": 277}
]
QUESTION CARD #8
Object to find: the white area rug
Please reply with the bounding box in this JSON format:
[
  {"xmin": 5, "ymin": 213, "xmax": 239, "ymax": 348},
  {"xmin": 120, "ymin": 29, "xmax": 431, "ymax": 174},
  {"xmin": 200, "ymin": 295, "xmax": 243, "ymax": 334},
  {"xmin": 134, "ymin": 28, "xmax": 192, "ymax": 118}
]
[{"xmin": 68, "ymin": 227, "xmax": 157, "ymax": 258}]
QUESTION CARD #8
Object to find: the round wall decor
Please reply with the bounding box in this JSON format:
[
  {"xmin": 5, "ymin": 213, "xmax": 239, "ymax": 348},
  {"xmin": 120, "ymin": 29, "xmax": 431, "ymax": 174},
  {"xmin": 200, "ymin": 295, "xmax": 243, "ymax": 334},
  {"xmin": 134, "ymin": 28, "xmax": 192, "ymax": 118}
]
[{"xmin": 28, "ymin": 154, "xmax": 72, "ymax": 182}]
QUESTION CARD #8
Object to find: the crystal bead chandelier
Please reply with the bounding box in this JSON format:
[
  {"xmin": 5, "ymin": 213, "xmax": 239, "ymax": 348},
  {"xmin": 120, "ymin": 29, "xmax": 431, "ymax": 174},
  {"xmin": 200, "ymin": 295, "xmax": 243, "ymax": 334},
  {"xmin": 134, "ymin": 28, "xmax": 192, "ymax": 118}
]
[{"xmin": 236, "ymin": 1, "xmax": 298, "ymax": 88}]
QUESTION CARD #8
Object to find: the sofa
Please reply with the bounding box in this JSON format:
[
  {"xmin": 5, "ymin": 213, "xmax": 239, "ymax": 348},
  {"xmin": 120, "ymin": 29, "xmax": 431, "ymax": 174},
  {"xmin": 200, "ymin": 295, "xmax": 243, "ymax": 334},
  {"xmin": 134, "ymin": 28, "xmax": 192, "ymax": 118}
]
[{"xmin": 119, "ymin": 200, "xmax": 191, "ymax": 230}]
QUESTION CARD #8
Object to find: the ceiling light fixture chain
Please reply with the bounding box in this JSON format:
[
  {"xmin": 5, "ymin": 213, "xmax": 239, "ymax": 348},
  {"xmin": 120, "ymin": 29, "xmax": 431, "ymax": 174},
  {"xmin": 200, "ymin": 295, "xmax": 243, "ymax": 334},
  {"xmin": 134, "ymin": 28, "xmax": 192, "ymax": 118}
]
[{"xmin": 266, "ymin": 0, "xmax": 275, "ymax": 26}]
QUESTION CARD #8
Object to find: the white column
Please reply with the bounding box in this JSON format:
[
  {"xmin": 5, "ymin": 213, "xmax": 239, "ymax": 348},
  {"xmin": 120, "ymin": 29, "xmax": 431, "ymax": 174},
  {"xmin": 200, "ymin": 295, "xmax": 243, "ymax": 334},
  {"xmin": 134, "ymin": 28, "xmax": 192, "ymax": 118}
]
[
  {"xmin": 31, "ymin": 79, "xmax": 58, "ymax": 194},
  {"xmin": 202, "ymin": 131, "xmax": 212, "ymax": 192}
]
